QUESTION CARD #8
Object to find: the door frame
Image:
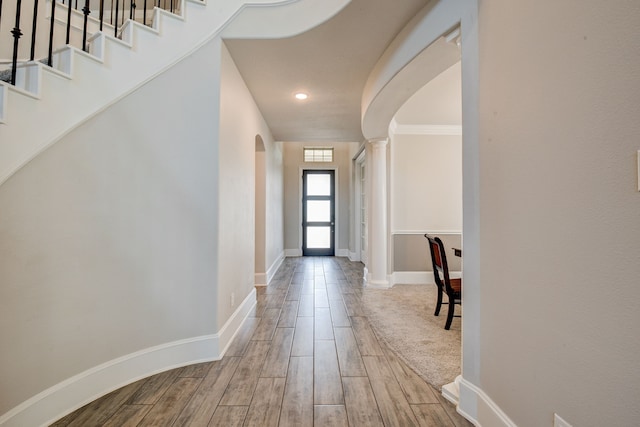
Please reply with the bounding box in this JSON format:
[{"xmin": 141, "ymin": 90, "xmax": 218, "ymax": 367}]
[
  {"xmin": 353, "ymin": 150, "xmax": 366, "ymax": 263},
  {"xmin": 298, "ymin": 166, "xmax": 339, "ymax": 256}
]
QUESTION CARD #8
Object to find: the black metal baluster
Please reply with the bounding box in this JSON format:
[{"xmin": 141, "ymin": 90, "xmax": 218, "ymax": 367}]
[
  {"xmin": 10, "ymin": 0, "xmax": 24, "ymax": 85},
  {"xmin": 29, "ymin": 0, "xmax": 39, "ymax": 60},
  {"xmin": 74, "ymin": 0, "xmax": 77, "ymax": 9},
  {"xmin": 66, "ymin": 0, "xmax": 73, "ymax": 44},
  {"xmin": 170, "ymin": 0, "xmax": 173, "ymax": 14},
  {"xmin": 47, "ymin": 0, "xmax": 56, "ymax": 66},
  {"xmin": 129, "ymin": 0, "xmax": 135, "ymax": 20},
  {"xmin": 99, "ymin": 0, "xmax": 104, "ymax": 30},
  {"xmin": 142, "ymin": 0, "xmax": 146, "ymax": 25},
  {"xmin": 114, "ymin": 0, "xmax": 119, "ymax": 36},
  {"xmin": 0, "ymin": 0, "xmax": 4, "ymax": 32},
  {"xmin": 81, "ymin": 0, "xmax": 89, "ymax": 51}
]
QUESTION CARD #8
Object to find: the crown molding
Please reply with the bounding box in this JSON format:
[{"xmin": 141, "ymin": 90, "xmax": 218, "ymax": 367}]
[{"xmin": 389, "ymin": 118, "xmax": 462, "ymax": 136}]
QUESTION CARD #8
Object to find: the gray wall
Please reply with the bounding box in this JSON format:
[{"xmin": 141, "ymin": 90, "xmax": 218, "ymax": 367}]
[
  {"xmin": 476, "ymin": 1, "xmax": 640, "ymax": 426},
  {"xmin": 393, "ymin": 233, "xmax": 461, "ymax": 272},
  {"xmin": 283, "ymin": 141, "xmax": 358, "ymax": 255}
]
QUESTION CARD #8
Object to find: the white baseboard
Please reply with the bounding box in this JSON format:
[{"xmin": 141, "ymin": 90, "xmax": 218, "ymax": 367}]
[
  {"xmin": 255, "ymin": 251, "xmax": 285, "ymax": 286},
  {"xmin": 362, "ymin": 269, "xmax": 391, "ymax": 289},
  {"xmin": 217, "ymin": 288, "xmax": 257, "ymax": 357},
  {"xmin": 0, "ymin": 288, "xmax": 257, "ymax": 427},
  {"xmin": 390, "ymin": 271, "xmax": 461, "ymax": 286},
  {"xmin": 284, "ymin": 249, "xmax": 302, "ymax": 257},
  {"xmin": 442, "ymin": 375, "xmax": 461, "ymax": 406},
  {"xmin": 336, "ymin": 249, "xmax": 349, "ymax": 257},
  {"xmin": 391, "ymin": 271, "xmax": 434, "ymax": 286},
  {"xmin": 458, "ymin": 377, "xmax": 517, "ymax": 427},
  {"xmin": 265, "ymin": 252, "xmax": 285, "ymax": 284},
  {"xmin": 254, "ymin": 273, "xmax": 267, "ymax": 286},
  {"xmin": 348, "ymin": 251, "xmax": 360, "ymax": 262}
]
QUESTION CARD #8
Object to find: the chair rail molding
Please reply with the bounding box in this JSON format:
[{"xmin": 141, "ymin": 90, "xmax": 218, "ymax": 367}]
[{"xmin": 391, "ymin": 230, "xmax": 463, "ymax": 235}]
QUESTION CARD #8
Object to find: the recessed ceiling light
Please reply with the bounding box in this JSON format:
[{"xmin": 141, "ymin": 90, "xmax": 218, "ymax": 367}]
[{"xmin": 295, "ymin": 92, "xmax": 308, "ymax": 100}]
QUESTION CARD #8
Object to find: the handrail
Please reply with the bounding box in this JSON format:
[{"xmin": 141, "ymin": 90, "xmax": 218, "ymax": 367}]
[{"xmin": 0, "ymin": 0, "xmax": 180, "ymax": 84}]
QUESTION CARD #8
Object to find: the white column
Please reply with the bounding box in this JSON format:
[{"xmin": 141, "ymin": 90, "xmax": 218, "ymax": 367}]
[{"xmin": 365, "ymin": 138, "xmax": 389, "ymax": 288}]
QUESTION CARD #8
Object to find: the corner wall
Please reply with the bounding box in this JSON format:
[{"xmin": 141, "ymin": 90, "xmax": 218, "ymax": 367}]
[
  {"xmin": 476, "ymin": 2, "xmax": 640, "ymax": 426},
  {"xmin": 218, "ymin": 42, "xmax": 281, "ymax": 320}
]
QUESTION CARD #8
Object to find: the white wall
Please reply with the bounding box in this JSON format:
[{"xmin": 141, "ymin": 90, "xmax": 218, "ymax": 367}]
[
  {"xmin": 0, "ymin": 37, "xmax": 221, "ymax": 419},
  {"xmin": 218, "ymin": 42, "xmax": 281, "ymax": 320},
  {"xmin": 0, "ymin": 37, "xmax": 283, "ymax": 425},
  {"xmin": 255, "ymin": 139, "xmax": 266, "ymax": 275},
  {"xmin": 391, "ymin": 133, "xmax": 462, "ymax": 233},
  {"xmin": 265, "ymin": 140, "xmax": 284, "ymax": 272},
  {"xmin": 476, "ymin": 2, "xmax": 640, "ymax": 426}
]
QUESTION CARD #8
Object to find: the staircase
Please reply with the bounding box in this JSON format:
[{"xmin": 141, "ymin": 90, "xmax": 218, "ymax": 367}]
[{"xmin": 0, "ymin": 0, "xmax": 246, "ymax": 186}]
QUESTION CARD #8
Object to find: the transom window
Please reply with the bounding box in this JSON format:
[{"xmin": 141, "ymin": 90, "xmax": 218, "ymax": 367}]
[{"xmin": 304, "ymin": 147, "xmax": 333, "ymax": 163}]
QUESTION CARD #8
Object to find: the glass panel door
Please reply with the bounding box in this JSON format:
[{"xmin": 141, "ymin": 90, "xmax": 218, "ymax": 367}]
[{"xmin": 302, "ymin": 170, "xmax": 335, "ymax": 256}]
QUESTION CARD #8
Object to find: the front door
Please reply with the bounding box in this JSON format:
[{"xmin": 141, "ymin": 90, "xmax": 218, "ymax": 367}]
[{"xmin": 302, "ymin": 170, "xmax": 335, "ymax": 256}]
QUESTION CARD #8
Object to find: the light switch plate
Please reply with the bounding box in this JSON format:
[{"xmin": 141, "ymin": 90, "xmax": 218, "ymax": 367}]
[{"xmin": 554, "ymin": 413, "xmax": 572, "ymax": 427}]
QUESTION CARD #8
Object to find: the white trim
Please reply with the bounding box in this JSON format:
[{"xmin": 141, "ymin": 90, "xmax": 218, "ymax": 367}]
[
  {"xmin": 442, "ymin": 382, "xmax": 460, "ymax": 406},
  {"xmin": 391, "ymin": 271, "xmax": 434, "ymax": 285},
  {"xmin": 554, "ymin": 414, "xmax": 573, "ymax": 427},
  {"xmin": 363, "ymin": 270, "xmax": 391, "ymax": 289},
  {"xmin": 217, "ymin": 288, "xmax": 257, "ymax": 357},
  {"xmin": 265, "ymin": 251, "xmax": 285, "ymax": 284},
  {"xmin": 348, "ymin": 251, "xmax": 360, "ymax": 262},
  {"xmin": 389, "ymin": 118, "xmax": 462, "ymax": 136},
  {"xmin": 390, "ymin": 271, "xmax": 461, "ymax": 286},
  {"xmin": 336, "ymin": 249, "xmax": 349, "ymax": 257},
  {"xmin": 392, "ymin": 230, "xmax": 462, "ymax": 235},
  {"xmin": 0, "ymin": 289, "xmax": 256, "ymax": 427},
  {"xmin": 458, "ymin": 377, "xmax": 517, "ymax": 427},
  {"xmin": 354, "ymin": 150, "xmax": 366, "ymax": 265},
  {"xmin": 285, "ymin": 249, "xmax": 302, "ymax": 257},
  {"xmin": 254, "ymin": 273, "xmax": 267, "ymax": 287},
  {"xmin": 365, "ymin": 279, "xmax": 391, "ymax": 289}
]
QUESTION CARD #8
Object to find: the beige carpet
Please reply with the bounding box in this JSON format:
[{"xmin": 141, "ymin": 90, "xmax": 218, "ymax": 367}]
[{"xmin": 360, "ymin": 284, "xmax": 461, "ymax": 388}]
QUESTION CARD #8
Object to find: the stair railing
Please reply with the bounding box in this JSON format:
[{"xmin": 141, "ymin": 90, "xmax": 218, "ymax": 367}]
[{"xmin": 0, "ymin": 0, "xmax": 180, "ymax": 85}]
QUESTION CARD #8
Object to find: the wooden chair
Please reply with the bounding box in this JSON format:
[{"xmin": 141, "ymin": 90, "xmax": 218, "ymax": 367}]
[{"xmin": 425, "ymin": 234, "xmax": 461, "ymax": 330}]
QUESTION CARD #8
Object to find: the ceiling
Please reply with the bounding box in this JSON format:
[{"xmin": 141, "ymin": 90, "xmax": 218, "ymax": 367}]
[
  {"xmin": 224, "ymin": 0, "xmax": 431, "ymax": 143},
  {"xmin": 394, "ymin": 61, "xmax": 461, "ymax": 126}
]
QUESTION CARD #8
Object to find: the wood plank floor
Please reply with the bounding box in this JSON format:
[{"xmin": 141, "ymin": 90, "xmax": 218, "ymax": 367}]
[{"xmin": 51, "ymin": 257, "xmax": 471, "ymax": 427}]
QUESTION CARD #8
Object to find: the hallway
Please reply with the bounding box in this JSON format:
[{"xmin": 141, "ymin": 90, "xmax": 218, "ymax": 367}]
[{"xmin": 51, "ymin": 258, "xmax": 470, "ymax": 426}]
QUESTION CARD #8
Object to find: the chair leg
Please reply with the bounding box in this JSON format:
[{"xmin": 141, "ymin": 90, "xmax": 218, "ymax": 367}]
[
  {"xmin": 444, "ymin": 299, "xmax": 456, "ymax": 330},
  {"xmin": 434, "ymin": 286, "xmax": 443, "ymax": 316}
]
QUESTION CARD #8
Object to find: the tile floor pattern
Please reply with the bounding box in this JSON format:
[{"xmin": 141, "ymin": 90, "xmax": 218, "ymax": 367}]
[{"xmin": 51, "ymin": 257, "xmax": 471, "ymax": 426}]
